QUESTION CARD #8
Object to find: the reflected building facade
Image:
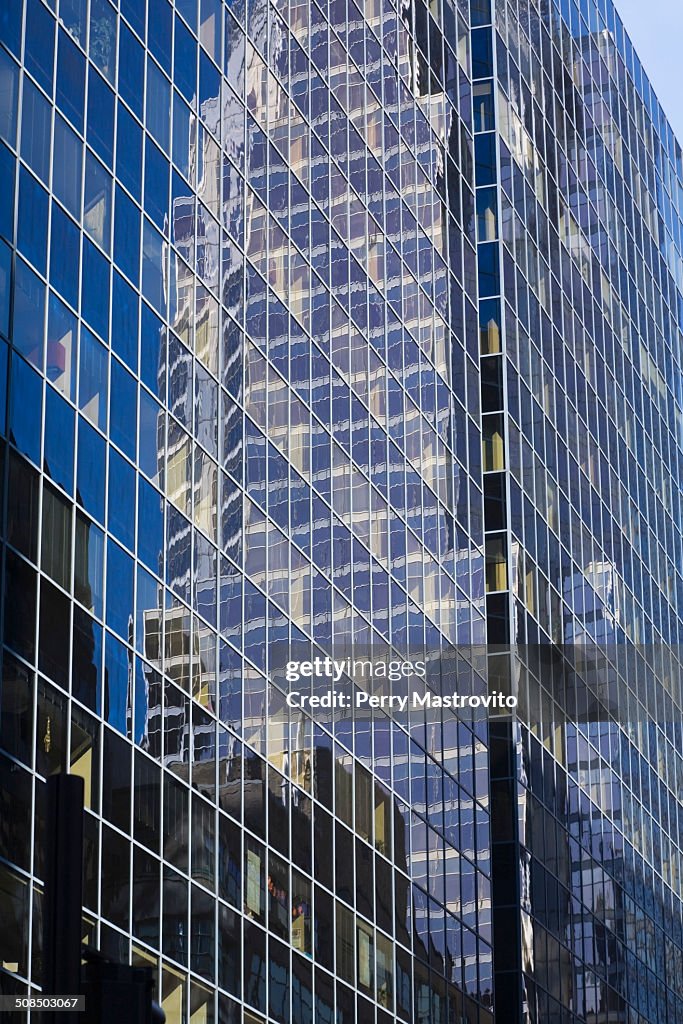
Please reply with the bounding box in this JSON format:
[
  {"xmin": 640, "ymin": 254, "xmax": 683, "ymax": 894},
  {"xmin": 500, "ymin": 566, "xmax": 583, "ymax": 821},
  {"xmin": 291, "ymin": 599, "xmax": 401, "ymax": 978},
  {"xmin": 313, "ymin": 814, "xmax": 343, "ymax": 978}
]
[
  {"xmin": 478, "ymin": 0, "xmax": 683, "ymax": 1021},
  {"xmin": 0, "ymin": 0, "xmax": 683, "ymax": 1022}
]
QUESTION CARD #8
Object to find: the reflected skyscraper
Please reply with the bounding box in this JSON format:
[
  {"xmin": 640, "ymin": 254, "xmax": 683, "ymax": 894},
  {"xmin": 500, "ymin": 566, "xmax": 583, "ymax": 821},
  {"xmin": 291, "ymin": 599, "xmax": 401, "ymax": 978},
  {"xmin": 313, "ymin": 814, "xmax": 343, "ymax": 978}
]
[{"xmin": 1, "ymin": 0, "xmax": 683, "ymax": 1021}]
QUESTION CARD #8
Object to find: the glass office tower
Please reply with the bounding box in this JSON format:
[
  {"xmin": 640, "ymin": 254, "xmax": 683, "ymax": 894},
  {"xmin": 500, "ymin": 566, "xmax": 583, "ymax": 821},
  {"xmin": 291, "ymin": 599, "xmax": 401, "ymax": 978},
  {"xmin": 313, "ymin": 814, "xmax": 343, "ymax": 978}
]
[{"xmin": 0, "ymin": 0, "xmax": 682, "ymax": 1022}]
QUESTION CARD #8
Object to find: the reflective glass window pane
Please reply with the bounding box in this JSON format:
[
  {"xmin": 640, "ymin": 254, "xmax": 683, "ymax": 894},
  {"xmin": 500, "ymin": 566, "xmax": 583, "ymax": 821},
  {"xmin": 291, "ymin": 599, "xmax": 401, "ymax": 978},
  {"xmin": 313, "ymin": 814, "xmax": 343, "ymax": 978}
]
[
  {"xmin": 118, "ymin": 21, "xmax": 144, "ymax": 116},
  {"xmin": 84, "ymin": 153, "xmax": 112, "ymax": 251},
  {"xmin": 142, "ymin": 222, "xmax": 167, "ymax": 316},
  {"xmin": 116, "ymin": 102, "xmax": 143, "ymax": 200},
  {"xmin": 79, "ymin": 327, "xmax": 108, "ymax": 430},
  {"xmin": 87, "ymin": 69, "xmax": 115, "ymax": 166},
  {"xmin": 121, "ymin": 0, "xmax": 145, "ymax": 40},
  {"xmin": 172, "ymin": 94, "xmax": 193, "ymax": 182},
  {"xmin": 111, "ymin": 270, "xmax": 139, "ymax": 372},
  {"xmin": 41, "ymin": 483, "xmax": 72, "ymax": 589},
  {"xmin": 139, "ymin": 386, "xmax": 162, "ymax": 482},
  {"xmin": 106, "ymin": 538, "xmax": 134, "ymax": 638},
  {"xmin": 12, "ymin": 258, "xmax": 46, "ymax": 368},
  {"xmin": 81, "ymin": 239, "xmax": 110, "ymax": 340},
  {"xmin": 114, "ymin": 184, "xmax": 141, "ymax": 285},
  {"xmin": 56, "ymin": 27, "xmax": 86, "ymax": 132},
  {"xmin": 0, "ymin": 241, "xmax": 10, "ymax": 340},
  {"xmin": 60, "ymin": 0, "xmax": 87, "ymax": 45},
  {"xmin": 0, "ymin": 49, "xmax": 19, "ymax": 147},
  {"xmin": 75, "ymin": 510, "xmax": 104, "ymax": 617},
  {"xmin": 174, "ymin": 15, "xmax": 197, "ymax": 104},
  {"xmin": 109, "ymin": 356, "xmax": 137, "ymax": 460},
  {"xmin": 0, "ymin": 143, "xmax": 14, "ymax": 245},
  {"xmin": 50, "ymin": 204, "xmax": 80, "ymax": 310},
  {"xmin": 44, "ymin": 384, "xmax": 75, "ymax": 494},
  {"xmin": 4, "ymin": 550, "xmax": 37, "ymax": 660},
  {"xmin": 9, "ymin": 353, "xmax": 42, "ymax": 464},
  {"xmin": 52, "ymin": 113, "xmax": 83, "ymax": 218},
  {"xmin": 77, "ymin": 416, "xmax": 106, "ymax": 522},
  {"xmin": 148, "ymin": 0, "xmax": 173, "ymax": 72},
  {"xmin": 20, "ymin": 78, "xmax": 51, "ymax": 183},
  {"xmin": 47, "ymin": 292, "xmax": 77, "ymax": 398},
  {"xmin": 7, "ymin": 449, "xmax": 39, "ymax": 561},
  {"xmin": 0, "ymin": 0, "xmax": 22, "ymax": 56},
  {"xmin": 39, "ymin": 578, "xmax": 70, "ymax": 687},
  {"xmin": 89, "ymin": 0, "xmax": 117, "ymax": 84},
  {"xmin": 25, "ymin": 0, "xmax": 55, "ymax": 94},
  {"xmin": 144, "ymin": 139, "xmax": 170, "ymax": 231},
  {"xmin": 108, "ymin": 448, "xmax": 136, "ymax": 551},
  {"xmin": 146, "ymin": 59, "xmax": 171, "ymax": 152}
]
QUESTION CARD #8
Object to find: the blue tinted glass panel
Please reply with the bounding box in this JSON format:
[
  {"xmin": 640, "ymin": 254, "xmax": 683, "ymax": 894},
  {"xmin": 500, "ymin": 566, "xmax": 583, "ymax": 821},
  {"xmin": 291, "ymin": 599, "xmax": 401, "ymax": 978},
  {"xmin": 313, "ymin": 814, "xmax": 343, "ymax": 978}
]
[
  {"xmin": 144, "ymin": 141, "xmax": 169, "ymax": 231},
  {"xmin": 84, "ymin": 153, "xmax": 112, "ymax": 251},
  {"xmin": 47, "ymin": 294, "xmax": 77, "ymax": 398},
  {"xmin": 9, "ymin": 354, "xmax": 42, "ymax": 464},
  {"xmin": 44, "ymin": 385, "xmax": 75, "ymax": 493},
  {"xmin": 138, "ymin": 476, "xmax": 164, "ymax": 575},
  {"xmin": 87, "ymin": 70, "xmax": 115, "ymax": 166},
  {"xmin": 0, "ymin": 49, "xmax": 18, "ymax": 147},
  {"xmin": 25, "ymin": 0, "xmax": 55, "ymax": 95},
  {"xmin": 111, "ymin": 271, "xmax": 139, "ymax": 371},
  {"xmin": 0, "ymin": 338, "xmax": 8, "ymax": 435},
  {"xmin": 81, "ymin": 239, "xmax": 110, "ymax": 341},
  {"xmin": 18, "ymin": 170, "xmax": 48, "ymax": 276},
  {"xmin": 146, "ymin": 60, "xmax": 171, "ymax": 152},
  {"xmin": 106, "ymin": 538, "xmax": 134, "ymax": 637},
  {"xmin": 114, "ymin": 185, "xmax": 141, "ymax": 284},
  {"xmin": 108, "ymin": 448, "xmax": 135, "ymax": 550},
  {"xmin": 474, "ymin": 133, "xmax": 496, "ymax": 186},
  {"xmin": 121, "ymin": 0, "xmax": 145, "ymax": 38},
  {"xmin": 60, "ymin": 0, "xmax": 87, "ymax": 45},
  {"xmin": 89, "ymin": 0, "xmax": 117, "ymax": 84},
  {"xmin": 12, "ymin": 259, "xmax": 46, "ymax": 368},
  {"xmin": 174, "ymin": 16, "xmax": 197, "ymax": 104},
  {"xmin": 110, "ymin": 357, "xmax": 137, "ymax": 460},
  {"xmin": 104, "ymin": 632, "xmax": 130, "ymax": 734},
  {"xmin": 177, "ymin": 0, "xmax": 197, "ymax": 30},
  {"xmin": 116, "ymin": 104, "xmax": 143, "ymax": 200},
  {"xmin": 78, "ymin": 327, "xmax": 108, "ymax": 431},
  {"xmin": 0, "ymin": 0, "xmax": 22, "ymax": 56},
  {"xmin": 0, "ymin": 144, "xmax": 14, "ymax": 243},
  {"xmin": 72, "ymin": 606, "xmax": 102, "ymax": 713},
  {"xmin": 53, "ymin": 114, "xmax": 82, "ymax": 218},
  {"xmin": 56, "ymin": 28, "xmax": 86, "ymax": 132},
  {"xmin": 0, "ymin": 241, "xmax": 10, "ymax": 339},
  {"xmin": 199, "ymin": 50, "xmax": 220, "ymax": 111},
  {"xmin": 118, "ymin": 22, "xmax": 144, "ymax": 118},
  {"xmin": 138, "ymin": 387, "xmax": 162, "ymax": 479},
  {"xmin": 75, "ymin": 510, "xmax": 104, "ymax": 618},
  {"xmin": 148, "ymin": 0, "xmax": 173, "ymax": 71},
  {"xmin": 478, "ymin": 243, "xmax": 500, "ymax": 298},
  {"xmin": 20, "ymin": 78, "xmax": 51, "ymax": 183},
  {"xmin": 50, "ymin": 204, "xmax": 80, "ymax": 309},
  {"xmin": 141, "ymin": 237, "xmax": 166, "ymax": 339},
  {"xmin": 140, "ymin": 303, "xmax": 165, "ymax": 395},
  {"xmin": 77, "ymin": 416, "xmax": 105, "ymax": 522}
]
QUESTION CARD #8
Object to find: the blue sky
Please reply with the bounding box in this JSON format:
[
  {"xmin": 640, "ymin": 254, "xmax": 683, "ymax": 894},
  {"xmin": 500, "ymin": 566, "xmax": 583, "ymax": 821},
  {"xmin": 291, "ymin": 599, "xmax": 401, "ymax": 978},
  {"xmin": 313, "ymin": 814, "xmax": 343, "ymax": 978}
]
[{"xmin": 615, "ymin": 0, "xmax": 683, "ymax": 143}]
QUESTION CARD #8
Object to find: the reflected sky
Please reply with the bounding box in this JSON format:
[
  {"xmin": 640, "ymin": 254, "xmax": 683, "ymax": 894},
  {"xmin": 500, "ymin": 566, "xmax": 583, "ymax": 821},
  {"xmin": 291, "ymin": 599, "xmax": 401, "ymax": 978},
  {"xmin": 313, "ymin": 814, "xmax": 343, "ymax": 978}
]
[{"xmin": 617, "ymin": 0, "xmax": 683, "ymax": 142}]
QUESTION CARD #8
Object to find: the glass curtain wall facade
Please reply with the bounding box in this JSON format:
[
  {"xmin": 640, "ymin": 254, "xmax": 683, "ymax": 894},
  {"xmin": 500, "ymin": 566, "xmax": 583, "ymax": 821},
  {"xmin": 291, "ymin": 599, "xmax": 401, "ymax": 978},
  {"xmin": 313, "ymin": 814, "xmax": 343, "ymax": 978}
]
[
  {"xmin": 479, "ymin": 0, "xmax": 683, "ymax": 1022},
  {"xmin": 0, "ymin": 0, "xmax": 491, "ymax": 1021},
  {"xmin": 1, "ymin": 0, "xmax": 683, "ymax": 1023}
]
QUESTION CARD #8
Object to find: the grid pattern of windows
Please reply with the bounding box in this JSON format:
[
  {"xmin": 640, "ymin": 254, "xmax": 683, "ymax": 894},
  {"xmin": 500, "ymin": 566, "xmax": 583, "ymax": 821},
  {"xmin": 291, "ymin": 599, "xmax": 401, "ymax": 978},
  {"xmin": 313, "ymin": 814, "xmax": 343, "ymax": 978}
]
[
  {"xmin": 0, "ymin": 0, "xmax": 493, "ymax": 1021},
  {"xmin": 2, "ymin": 0, "xmax": 683, "ymax": 1021},
  {"xmin": 480, "ymin": 0, "xmax": 683, "ymax": 1020}
]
